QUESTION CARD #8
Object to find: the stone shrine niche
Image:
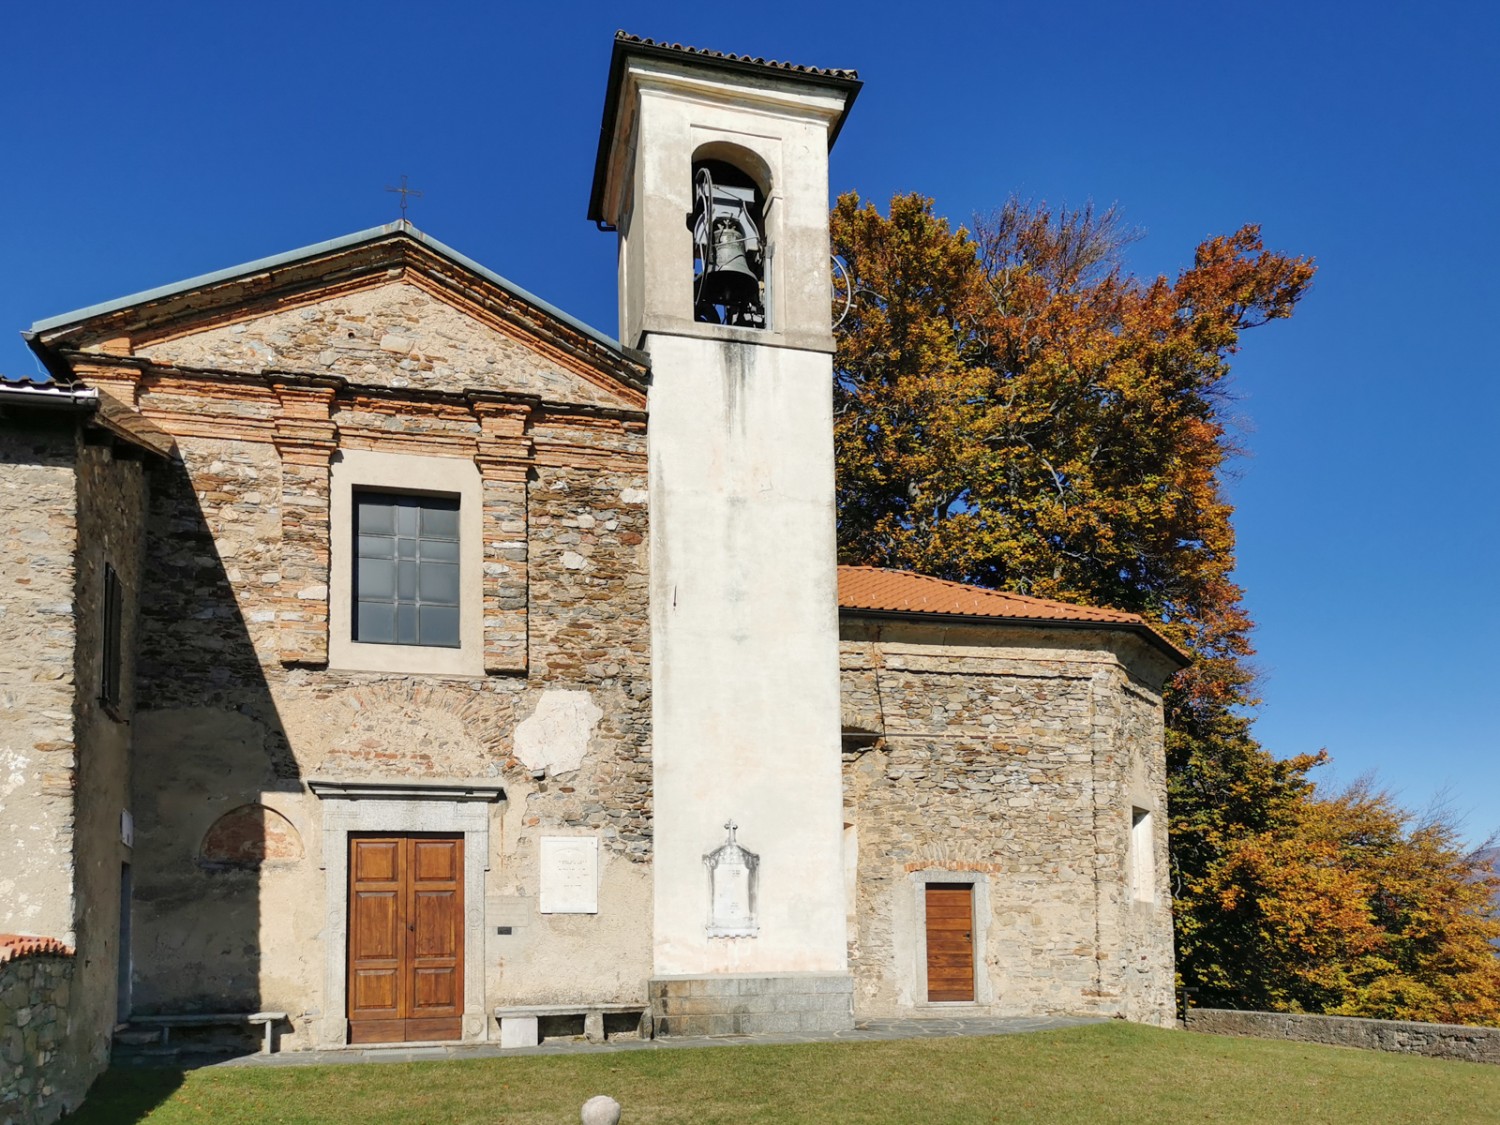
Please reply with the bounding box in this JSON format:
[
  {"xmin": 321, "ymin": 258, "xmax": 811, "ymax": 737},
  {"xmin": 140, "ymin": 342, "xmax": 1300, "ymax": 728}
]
[{"xmin": 704, "ymin": 820, "xmax": 759, "ymax": 937}]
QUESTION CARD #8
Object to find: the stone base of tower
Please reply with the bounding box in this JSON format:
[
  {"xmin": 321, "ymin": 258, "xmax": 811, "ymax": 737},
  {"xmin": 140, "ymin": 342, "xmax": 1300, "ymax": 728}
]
[{"xmin": 650, "ymin": 973, "xmax": 854, "ymax": 1037}]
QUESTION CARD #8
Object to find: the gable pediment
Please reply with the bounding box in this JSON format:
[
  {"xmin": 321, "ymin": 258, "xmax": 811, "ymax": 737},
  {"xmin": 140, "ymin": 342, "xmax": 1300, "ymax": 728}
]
[{"xmin": 27, "ymin": 225, "xmax": 647, "ymax": 411}]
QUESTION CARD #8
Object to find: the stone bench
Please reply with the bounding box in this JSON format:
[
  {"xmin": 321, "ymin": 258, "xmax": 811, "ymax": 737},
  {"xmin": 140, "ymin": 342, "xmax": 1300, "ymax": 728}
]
[
  {"xmin": 131, "ymin": 1011, "xmax": 289, "ymax": 1054},
  {"xmin": 492, "ymin": 1003, "xmax": 650, "ymax": 1048}
]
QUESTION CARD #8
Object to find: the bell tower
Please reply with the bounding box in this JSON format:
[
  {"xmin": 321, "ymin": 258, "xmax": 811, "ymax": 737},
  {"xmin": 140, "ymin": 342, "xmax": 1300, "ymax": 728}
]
[{"xmin": 590, "ymin": 34, "xmax": 862, "ymax": 1032}]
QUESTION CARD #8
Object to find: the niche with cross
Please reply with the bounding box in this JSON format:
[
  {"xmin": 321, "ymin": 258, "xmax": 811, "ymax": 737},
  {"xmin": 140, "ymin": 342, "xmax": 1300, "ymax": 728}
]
[{"xmin": 704, "ymin": 820, "xmax": 760, "ymax": 938}]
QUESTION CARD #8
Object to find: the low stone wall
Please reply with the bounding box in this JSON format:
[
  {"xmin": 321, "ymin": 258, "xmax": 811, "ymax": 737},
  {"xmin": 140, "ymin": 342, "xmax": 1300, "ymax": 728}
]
[
  {"xmin": 1185, "ymin": 1008, "xmax": 1500, "ymax": 1065},
  {"xmin": 0, "ymin": 937, "xmax": 85, "ymax": 1125}
]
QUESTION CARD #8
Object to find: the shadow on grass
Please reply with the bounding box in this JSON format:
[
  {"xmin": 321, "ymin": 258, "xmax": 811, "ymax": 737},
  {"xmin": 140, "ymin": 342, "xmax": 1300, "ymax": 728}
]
[{"xmin": 69, "ymin": 1067, "xmax": 186, "ymax": 1125}]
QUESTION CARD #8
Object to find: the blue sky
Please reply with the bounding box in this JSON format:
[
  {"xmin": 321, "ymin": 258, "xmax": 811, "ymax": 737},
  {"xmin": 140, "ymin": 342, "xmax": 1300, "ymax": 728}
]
[{"xmin": 6, "ymin": 2, "xmax": 1496, "ymax": 844}]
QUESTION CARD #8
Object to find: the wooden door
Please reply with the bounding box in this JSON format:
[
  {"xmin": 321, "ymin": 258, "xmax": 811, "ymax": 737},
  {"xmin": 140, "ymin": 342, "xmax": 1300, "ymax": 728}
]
[
  {"xmin": 925, "ymin": 883, "xmax": 975, "ymax": 1002},
  {"xmin": 348, "ymin": 834, "xmax": 464, "ymax": 1044}
]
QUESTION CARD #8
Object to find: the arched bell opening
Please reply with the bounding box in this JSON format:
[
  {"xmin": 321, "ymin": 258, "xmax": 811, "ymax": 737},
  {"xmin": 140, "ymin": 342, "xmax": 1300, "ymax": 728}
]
[{"xmin": 689, "ymin": 154, "xmax": 770, "ymax": 329}]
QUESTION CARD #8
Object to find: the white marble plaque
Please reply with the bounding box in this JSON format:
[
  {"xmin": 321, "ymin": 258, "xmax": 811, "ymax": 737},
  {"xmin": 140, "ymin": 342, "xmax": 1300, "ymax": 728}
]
[
  {"xmin": 704, "ymin": 820, "xmax": 759, "ymax": 937},
  {"xmin": 539, "ymin": 835, "xmax": 598, "ymax": 914}
]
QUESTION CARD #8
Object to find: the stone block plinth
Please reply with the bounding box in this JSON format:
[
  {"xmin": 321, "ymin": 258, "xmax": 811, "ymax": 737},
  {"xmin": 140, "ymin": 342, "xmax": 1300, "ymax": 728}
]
[{"xmin": 649, "ymin": 972, "xmax": 853, "ymax": 1037}]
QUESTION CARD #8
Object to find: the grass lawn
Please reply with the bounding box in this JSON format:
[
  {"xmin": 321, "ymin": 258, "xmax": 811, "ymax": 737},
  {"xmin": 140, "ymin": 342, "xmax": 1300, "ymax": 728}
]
[{"xmin": 72, "ymin": 1022, "xmax": 1500, "ymax": 1124}]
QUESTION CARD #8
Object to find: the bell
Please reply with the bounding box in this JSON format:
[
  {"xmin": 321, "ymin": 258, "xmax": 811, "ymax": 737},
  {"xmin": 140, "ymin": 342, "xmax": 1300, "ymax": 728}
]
[{"xmin": 699, "ymin": 221, "xmax": 760, "ymax": 308}]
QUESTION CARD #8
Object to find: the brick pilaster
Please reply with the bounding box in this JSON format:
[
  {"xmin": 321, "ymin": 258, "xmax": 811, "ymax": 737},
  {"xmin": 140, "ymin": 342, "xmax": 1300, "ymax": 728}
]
[
  {"xmin": 473, "ymin": 402, "xmax": 532, "ymax": 674},
  {"xmin": 271, "ymin": 381, "xmax": 338, "ymax": 666}
]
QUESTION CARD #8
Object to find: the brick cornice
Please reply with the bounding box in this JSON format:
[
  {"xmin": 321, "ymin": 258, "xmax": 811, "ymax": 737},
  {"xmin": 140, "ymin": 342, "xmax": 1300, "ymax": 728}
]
[
  {"xmin": 271, "ymin": 380, "xmax": 338, "ymax": 465},
  {"xmin": 472, "ymin": 400, "xmax": 534, "ymax": 482}
]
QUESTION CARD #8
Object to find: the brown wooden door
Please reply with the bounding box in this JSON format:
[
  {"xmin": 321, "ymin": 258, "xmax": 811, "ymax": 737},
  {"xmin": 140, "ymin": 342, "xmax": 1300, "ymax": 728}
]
[
  {"xmin": 925, "ymin": 883, "xmax": 975, "ymax": 1002},
  {"xmin": 348, "ymin": 834, "xmax": 463, "ymax": 1044}
]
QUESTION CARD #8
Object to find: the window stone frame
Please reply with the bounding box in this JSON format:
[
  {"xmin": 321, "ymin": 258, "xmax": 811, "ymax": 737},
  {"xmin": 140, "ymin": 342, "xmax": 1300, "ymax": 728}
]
[{"xmin": 328, "ymin": 449, "xmax": 484, "ymax": 676}]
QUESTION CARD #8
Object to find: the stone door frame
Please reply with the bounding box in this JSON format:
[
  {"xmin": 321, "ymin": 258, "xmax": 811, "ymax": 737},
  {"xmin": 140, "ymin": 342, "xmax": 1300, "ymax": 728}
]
[
  {"xmin": 909, "ymin": 868, "xmax": 992, "ymax": 1007},
  {"xmin": 309, "ymin": 779, "xmax": 504, "ymax": 1047}
]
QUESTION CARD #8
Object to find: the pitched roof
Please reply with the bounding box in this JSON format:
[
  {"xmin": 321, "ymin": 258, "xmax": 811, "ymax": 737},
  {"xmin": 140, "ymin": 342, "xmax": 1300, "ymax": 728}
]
[
  {"xmin": 0, "ymin": 934, "xmax": 75, "ymax": 964},
  {"xmin": 24, "ymin": 222, "xmax": 648, "ymax": 399},
  {"xmin": 612, "ymin": 32, "xmax": 860, "ymax": 82},
  {"xmin": 836, "ymin": 566, "xmax": 1188, "ymax": 664}
]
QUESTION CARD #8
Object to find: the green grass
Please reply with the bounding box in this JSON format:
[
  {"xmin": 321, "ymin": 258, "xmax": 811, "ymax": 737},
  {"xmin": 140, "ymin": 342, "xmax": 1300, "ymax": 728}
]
[{"xmin": 73, "ymin": 1023, "xmax": 1500, "ymax": 1124}]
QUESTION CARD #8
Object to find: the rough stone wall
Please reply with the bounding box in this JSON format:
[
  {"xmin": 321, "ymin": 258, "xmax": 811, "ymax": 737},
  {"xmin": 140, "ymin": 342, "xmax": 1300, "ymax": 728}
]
[
  {"xmin": 839, "ymin": 619, "xmax": 1176, "ymax": 1026},
  {"xmin": 108, "ymin": 296, "xmax": 654, "ymax": 1047},
  {"xmin": 68, "ymin": 440, "xmax": 148, "ymax": 1070},
  {"xmin": 0, "ymin": 423, "xmax": 81, "ymax": 944},
  {"xmin": 135, "ymin": 281, "xmax": 634, "ymax": 408},
  {"xmin": 1106, "ymin": 672, "xmax": 1175, "ymax": 1023},
  {"xmin": 0, "ymin": 950, "xmax": 80, "ymax": 1125},
  {"xmin": 1186, "ymin": 1008, "xmax": 1500, "ymax": 1064}
]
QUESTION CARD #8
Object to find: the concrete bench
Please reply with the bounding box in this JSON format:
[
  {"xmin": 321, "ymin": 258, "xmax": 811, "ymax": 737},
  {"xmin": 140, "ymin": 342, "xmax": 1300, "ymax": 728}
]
[
  {"xmin": 492, "ymin": 1003, "xmax": 650, "ymax": 1048},
  {"xmin": 131, "ymin": 1011, "xmax": 289, "ymax": 1054}
]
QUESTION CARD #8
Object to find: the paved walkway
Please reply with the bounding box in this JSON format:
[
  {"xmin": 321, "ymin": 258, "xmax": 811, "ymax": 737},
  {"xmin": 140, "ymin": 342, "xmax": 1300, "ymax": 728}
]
[{"xmin": 131, "ymin": 1016, "xmax": 1105, "ymax": 1070}]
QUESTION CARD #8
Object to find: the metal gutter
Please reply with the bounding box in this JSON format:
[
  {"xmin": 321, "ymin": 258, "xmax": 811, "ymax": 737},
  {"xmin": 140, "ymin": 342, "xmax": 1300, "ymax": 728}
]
[{"xmin": 0, "ymin": 383, "xmax": 99, "ymax": 410}]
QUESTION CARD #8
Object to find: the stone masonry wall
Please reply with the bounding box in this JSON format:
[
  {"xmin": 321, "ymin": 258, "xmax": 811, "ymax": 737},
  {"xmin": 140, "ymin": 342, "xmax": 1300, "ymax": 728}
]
[
  {"xmin": 101, "ymin": 283, "xmax": 655, "ymax": 1048},
  {"xmin": 0, "ymin": 947, "xmax": 79, "ymax": 1125},
  {"xmin": 1186, "ymin": 1008, "xmax": 1500, "ymax": 1064},
  {"xmin": 840, "ymin": 619, "xmax": 1176, "ymax": 1026},
  {"xmin": 67, "ymin": 440, "xmax": 148, "ymax": 1077},
  {"xmin": 135, "ymin": 281, "xmax": 635, "ymax": 409},
  {"xmin": 0, "ymin": 423, "xmax": 81, "ymax": 946}
]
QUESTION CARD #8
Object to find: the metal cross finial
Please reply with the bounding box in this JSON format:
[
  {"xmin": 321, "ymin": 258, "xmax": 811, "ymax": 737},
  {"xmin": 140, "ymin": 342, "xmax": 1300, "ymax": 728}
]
[
  {"xmin": 724, "ymin": 820, "xmax": 738, "ymax": 843},
  {"xmin": 385, "ymin": 175, "xmax": 423, "ymax": 221}
]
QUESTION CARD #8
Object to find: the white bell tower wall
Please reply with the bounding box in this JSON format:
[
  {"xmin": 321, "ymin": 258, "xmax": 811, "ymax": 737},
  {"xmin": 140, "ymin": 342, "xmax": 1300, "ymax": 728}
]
[{"xmin": 591, "ymin": 38, "xmax": 861, "ymax": 1009}]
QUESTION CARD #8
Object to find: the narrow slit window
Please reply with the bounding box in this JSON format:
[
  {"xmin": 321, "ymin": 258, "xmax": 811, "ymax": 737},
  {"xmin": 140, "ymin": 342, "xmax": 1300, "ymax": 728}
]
[
  {"xmin": 101, "ymin": 562, "xmax": 123, "ymax": 707},
  {"xmin": 1130, "ymin": 807, "xmax": 1154, "ymax": 903},
  {"xmin": 353, "ymin": 493, "xmax": 461, "ymax": 648}
]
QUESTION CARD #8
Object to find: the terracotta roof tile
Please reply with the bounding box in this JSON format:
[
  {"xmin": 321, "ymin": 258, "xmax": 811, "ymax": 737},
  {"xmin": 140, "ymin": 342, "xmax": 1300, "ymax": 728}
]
[
  {"xmin": 613, "ymin": 31, "xmax": 860, "ymax": 82},
  {"xmin": 0, "ymin": 934, "xmax": 75, "ymax": 964},
  {"xmin": 837, "ymin": 566, "xmax": 1187, "ymax": 662},
  {"xmin": 0, "ymin": 372, "xmax": 58, "ymax": 389}
]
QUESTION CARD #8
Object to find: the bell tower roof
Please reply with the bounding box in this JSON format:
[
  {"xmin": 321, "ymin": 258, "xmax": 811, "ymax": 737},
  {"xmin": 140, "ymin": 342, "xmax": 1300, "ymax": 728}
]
[{"xmin": 586, "ymin": 32, "xmax": 862, "ymax": 225}]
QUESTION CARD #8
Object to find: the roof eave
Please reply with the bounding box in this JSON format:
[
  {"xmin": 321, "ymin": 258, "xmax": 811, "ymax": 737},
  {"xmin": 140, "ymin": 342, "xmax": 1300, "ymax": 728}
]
[{"xmin": 837, "ymin": 605, "xmax": 1191, "ymax": 668}]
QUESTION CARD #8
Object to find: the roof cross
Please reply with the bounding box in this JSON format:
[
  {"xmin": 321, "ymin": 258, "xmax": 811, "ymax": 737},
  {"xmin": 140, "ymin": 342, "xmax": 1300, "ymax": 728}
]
[{"xmin": 385, "ymin": 175, "xmax": 423, "ymax": 221}]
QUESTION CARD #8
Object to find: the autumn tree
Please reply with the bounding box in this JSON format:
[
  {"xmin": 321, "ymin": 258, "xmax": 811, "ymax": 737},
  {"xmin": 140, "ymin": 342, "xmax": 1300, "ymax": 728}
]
[{"xmin": 831, "ymin": 192, "xmax": 1500, "ymax": 1023}]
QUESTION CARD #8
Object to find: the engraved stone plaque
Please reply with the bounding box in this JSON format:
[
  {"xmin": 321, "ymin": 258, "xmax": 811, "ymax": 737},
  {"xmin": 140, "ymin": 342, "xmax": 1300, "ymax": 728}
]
[
  {"xmin": 704, "ymin": 820, "xmax": 759, "ymax": 937},
  {"xmin": 539, "ymin": 835, "xmax": 598, "ymax": 914}
]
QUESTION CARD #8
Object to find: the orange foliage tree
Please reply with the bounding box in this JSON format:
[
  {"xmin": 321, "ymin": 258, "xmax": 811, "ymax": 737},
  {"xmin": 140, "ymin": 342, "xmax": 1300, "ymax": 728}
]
[{"xmin": 831, "ymin": 192, "xmax": 1500, "ymax": 1023}]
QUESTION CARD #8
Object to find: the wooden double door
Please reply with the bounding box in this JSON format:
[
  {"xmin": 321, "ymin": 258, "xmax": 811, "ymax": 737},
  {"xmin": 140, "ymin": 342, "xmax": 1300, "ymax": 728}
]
[
  {"xmin": 925, "ymin": 883, "xmax": 976, "ymax": 1002},
  {"xmin": 348, "ymin": 834, "xmax": 464, "ymax": 1044}
]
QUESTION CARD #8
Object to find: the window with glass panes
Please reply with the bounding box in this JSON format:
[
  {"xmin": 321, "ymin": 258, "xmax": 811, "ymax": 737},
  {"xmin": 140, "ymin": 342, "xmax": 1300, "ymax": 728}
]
[{"xmin": 353, "ymin": 493, "xmax": 461, "ymax": 648}]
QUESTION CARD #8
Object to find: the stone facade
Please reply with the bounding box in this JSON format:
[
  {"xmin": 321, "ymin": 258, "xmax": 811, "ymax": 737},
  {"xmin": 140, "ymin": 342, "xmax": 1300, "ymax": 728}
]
[
  {"xmin": 21, "ymin": 257, "xmax": 657, "ymax": 1050},
  {"xmin": 1186, "ymin": 1008, "xmax": 1500, "ymax": 1065},
  {"xmin": 0, "ymin": 425, "xmax": 82, "ymax": 944},
  {"xmin": 840, "ymin": 618, "xmax": 1178, "ymax": 1026},
  {"xmin": 0, "ymin": 945, "xmax": 79, "ymax": 1125},
  {"xmin": 0, "ymin": 410, "xmax": 149, "ymax": 1110}
]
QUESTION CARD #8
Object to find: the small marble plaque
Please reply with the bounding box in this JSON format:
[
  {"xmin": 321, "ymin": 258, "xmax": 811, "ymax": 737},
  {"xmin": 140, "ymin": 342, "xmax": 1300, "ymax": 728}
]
[
  {"xmin": 539, "ymin": 835, "xmax": 598, "ymax": 914},
  {"xmin": 704, "ymin": 820, "xmax": 759, "ymax": 937}
]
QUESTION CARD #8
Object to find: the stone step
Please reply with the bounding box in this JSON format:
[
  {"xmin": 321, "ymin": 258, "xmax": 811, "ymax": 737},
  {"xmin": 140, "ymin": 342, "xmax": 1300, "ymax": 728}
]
[{"xmin": 112, "ymin": 1028, "xmax": 162, "ymax": 1047}]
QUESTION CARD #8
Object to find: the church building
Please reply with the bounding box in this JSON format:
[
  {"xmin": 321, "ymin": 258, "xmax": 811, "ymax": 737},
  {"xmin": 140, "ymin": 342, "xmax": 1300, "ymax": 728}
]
[{"xmin": 0, "ymin": 32, "xmax": 1181, "ymax": 1120}]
